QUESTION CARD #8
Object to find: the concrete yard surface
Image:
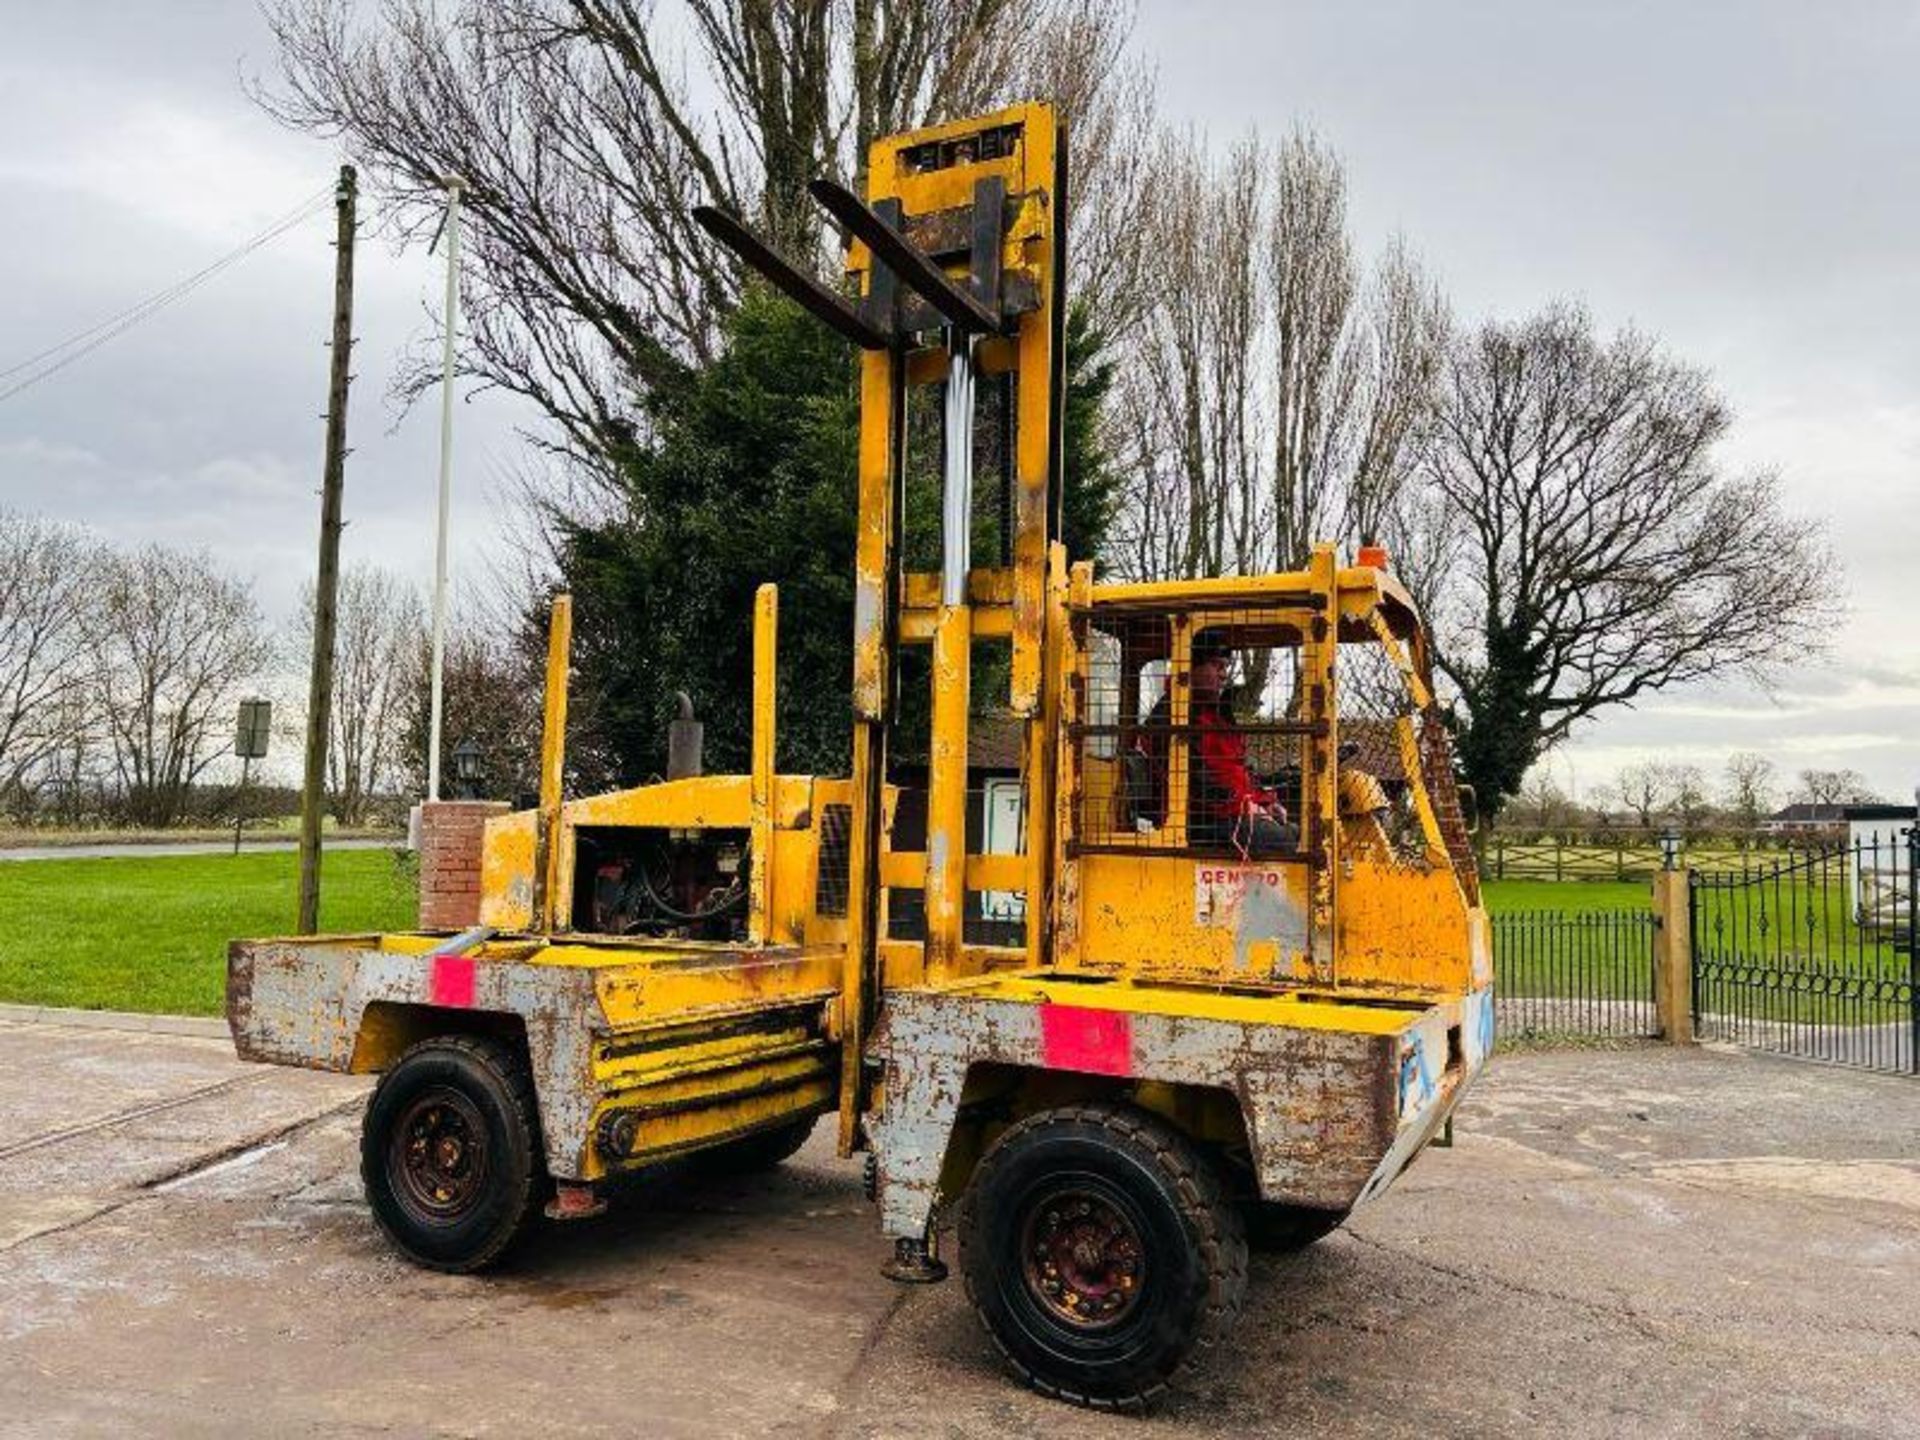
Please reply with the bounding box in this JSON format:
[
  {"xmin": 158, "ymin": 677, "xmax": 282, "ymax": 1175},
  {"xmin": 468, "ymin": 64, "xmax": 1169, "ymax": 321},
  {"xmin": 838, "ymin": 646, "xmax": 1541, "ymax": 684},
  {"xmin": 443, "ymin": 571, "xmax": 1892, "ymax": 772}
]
[{"xmin": 1, "ymin": 1019, "xmax": 1916, "ymax": 1438}]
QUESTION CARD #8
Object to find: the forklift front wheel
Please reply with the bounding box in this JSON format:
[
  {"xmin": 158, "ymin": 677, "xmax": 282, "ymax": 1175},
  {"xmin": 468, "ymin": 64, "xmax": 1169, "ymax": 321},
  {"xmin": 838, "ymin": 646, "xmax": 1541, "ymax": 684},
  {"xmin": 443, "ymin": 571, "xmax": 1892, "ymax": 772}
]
[
  {"xmin": 959, "ymin": 1102, "xmax": 1248, "ymax": 1411},
  {"xmin": 360, "ymin": 1034, "xmax": 545, "ymax": 1273}
]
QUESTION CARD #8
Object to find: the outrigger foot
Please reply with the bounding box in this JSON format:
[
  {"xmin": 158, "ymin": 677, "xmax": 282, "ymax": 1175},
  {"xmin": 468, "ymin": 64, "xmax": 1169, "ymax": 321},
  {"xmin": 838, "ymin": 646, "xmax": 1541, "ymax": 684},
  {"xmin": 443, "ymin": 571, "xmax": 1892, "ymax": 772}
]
[
  {"xmin": 880, "ymin": 1235, "xmax": 949, "ymax": 1284},
  {"xmin": 544, "ymin": 1181, "xmax": 608, "ymax": 1221}
]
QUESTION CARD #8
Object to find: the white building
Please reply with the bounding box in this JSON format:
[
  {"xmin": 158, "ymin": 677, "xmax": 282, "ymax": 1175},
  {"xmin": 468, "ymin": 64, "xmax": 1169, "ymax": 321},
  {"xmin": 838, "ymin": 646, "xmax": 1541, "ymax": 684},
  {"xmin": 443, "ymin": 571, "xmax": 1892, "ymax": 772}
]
[{"xmin": 1843, "ymin": 802, "xmax": 1914, "ymax": 928}]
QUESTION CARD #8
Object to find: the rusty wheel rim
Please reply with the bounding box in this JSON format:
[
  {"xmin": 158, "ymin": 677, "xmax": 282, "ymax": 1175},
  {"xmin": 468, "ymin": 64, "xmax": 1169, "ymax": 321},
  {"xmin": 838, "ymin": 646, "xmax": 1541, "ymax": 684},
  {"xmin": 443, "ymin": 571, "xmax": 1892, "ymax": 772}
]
[
  {"xmin": 389, "ymin": 1086, "xmax": 490, "ymax": 1223},
  {"xmin": 1018, "ymin": 1186, "xmax": 1147, "ymax": 1329}
]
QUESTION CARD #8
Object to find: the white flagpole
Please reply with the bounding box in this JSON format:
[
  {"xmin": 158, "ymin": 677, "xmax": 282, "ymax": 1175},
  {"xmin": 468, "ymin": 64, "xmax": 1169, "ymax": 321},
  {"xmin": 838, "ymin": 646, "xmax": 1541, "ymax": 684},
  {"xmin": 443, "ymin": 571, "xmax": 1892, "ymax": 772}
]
[{"xmin": 427, "ymin": 174, "xmax": 467, "ymax": 802}]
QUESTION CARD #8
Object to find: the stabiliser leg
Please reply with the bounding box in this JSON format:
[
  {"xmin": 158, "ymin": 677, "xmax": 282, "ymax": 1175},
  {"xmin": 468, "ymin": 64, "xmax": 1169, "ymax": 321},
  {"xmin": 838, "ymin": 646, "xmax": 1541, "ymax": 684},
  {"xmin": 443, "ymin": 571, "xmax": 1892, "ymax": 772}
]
[{"xmin": 880, "ymin": 1232, "xmax": 950, "ymax": 1284}]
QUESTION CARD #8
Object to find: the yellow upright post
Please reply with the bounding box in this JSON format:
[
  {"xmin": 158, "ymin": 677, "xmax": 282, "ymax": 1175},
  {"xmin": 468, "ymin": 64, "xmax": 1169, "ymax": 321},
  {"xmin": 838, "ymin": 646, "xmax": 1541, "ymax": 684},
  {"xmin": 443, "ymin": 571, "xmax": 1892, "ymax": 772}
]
[
  {"xmin": 839, "ymin": 349, "xmax": 900, "ymax": 1153},
  {"xmin": 535, "ymin": 591, "xmax": 572, "ymax": 934},
  {"xmin": 1303, "ymin": 546, "xmax": 1340, "ymax": 979},
  {"xmin": 1023, "ymin": 542, "xmax": 1068, "ymax": 969},
  {"xmin": 749, "ymin": 584, "xmax": 779, "ymax": 944},
  {"xmin": 1050, "ymin": 557, "xmax": 1093, "ymax": 967}
]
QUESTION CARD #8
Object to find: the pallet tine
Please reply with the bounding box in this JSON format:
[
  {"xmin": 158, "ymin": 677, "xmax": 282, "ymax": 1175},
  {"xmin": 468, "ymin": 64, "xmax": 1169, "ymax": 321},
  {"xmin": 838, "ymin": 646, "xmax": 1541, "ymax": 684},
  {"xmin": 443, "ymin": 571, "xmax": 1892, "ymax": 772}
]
[
  {"xmin": 692, "ymin": 205, "xmax": 893, "ymax": 351},
  {"xmin": 807, "ymin": 178, "xmax": 1004, "ymax": 336}
]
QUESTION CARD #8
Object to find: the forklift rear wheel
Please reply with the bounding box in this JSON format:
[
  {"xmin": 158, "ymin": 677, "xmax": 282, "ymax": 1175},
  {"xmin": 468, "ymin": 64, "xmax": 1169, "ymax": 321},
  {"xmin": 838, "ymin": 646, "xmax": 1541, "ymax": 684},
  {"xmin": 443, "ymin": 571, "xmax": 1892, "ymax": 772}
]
[
  {"xmin": 1245, "ymin": 1202, "xmax": 1349, "ymax": 1252},
  {"xmin": 361, "ymin": 1034, "xmax": 544, "ymax": 1273},
  {"xmin": 959, "ymin": 1102, "xmax": 1247, "ymax": 1411}
]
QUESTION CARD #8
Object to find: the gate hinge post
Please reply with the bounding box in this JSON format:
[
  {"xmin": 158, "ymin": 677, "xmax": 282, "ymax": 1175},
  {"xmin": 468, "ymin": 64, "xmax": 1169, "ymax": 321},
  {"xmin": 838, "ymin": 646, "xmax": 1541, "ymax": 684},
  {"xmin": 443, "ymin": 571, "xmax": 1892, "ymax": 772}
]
[{"xmin": 1651, "ymin": 867, "xmax": 1695, "ymax": 1046}]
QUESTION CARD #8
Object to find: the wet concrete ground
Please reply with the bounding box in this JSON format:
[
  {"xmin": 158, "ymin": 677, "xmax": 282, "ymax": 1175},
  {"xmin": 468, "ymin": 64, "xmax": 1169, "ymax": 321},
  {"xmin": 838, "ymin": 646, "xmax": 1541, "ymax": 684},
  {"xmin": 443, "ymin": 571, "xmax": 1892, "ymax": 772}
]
[{"xmin": 1, "ymin": 1018, "xmax": 1915, "ymax": 1438}]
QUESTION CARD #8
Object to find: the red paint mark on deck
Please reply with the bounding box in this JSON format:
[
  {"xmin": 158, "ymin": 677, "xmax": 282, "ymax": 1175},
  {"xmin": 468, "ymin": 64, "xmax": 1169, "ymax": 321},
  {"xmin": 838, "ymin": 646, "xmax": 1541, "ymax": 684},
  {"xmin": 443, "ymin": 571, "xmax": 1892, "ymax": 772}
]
[
  {"xmin": 1041, "ymin": 1005, "xmax": 1132, "ymax": 1077},
  {"xmin": 430, "ymin": 955, "xmax": 476, "ymax": 1008}
]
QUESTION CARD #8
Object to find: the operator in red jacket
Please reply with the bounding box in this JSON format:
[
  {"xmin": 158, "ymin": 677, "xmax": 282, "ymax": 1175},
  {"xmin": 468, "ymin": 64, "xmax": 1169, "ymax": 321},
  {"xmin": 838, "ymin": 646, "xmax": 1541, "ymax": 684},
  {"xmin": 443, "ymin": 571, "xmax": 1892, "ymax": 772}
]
[{"xmin": 1187, "ymin": 638, "xmax": 1299, "ymax": 857}]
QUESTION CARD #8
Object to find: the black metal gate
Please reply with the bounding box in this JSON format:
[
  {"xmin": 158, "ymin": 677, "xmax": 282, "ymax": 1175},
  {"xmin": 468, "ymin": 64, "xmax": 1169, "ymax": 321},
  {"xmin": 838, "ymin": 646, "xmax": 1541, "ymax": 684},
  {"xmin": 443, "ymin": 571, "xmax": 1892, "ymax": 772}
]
[
  {"xmin": 1492, "ymin": 910, "xmax": 1658, "ymax": 1039},
  {"xmin": 1690, "ymin": 830, "xmax": 1918, "ymax": 1075}
]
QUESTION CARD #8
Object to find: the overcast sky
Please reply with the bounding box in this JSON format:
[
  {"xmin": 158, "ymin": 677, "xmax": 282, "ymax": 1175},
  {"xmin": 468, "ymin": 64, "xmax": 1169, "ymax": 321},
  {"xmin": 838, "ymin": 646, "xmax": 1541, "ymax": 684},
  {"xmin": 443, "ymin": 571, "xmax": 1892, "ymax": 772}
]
[{"xmin": 0, "ymin": 1, "xmax": 1914, "ymax": 804}]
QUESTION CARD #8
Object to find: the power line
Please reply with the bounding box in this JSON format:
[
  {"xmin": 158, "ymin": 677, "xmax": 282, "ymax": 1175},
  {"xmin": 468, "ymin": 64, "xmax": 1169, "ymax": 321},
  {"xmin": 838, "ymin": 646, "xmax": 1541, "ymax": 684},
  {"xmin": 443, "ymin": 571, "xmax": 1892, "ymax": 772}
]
[
  {"xmin": 0, "ymin": 184, "xmax": 337, "ymax": 405},
  {"xmin": 0, "ymin": 184, "xmax": 333, "ymax": 383}
]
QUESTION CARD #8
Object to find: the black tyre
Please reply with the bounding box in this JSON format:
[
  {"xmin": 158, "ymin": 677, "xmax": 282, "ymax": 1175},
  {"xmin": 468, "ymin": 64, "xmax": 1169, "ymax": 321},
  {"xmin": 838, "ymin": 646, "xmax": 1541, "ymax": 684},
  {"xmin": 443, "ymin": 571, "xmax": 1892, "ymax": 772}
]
[
  {"xmin": 693, "ymin": 1114, "xmax": 818, "ymax": 1175},
  {"xmin": 360, "ymin": 1034, "xmax": 544, "ymax": 1273},
  {"xmin": 1245, "ymin": 1202, "xmax": 1348, "ymax": 1253},
  {"xmin": 959, "ymin": 1102, "xmax": 1248, "ymax": 1411}
]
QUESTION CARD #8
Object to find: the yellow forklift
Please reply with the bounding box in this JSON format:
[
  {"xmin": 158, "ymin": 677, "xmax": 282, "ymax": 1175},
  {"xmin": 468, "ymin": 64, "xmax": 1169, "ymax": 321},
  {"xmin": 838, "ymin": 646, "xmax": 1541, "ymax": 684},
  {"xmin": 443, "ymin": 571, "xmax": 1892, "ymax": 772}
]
[{"xmin": 229, "ymin": 102, "xmax": 1493, "ymax": 1410}]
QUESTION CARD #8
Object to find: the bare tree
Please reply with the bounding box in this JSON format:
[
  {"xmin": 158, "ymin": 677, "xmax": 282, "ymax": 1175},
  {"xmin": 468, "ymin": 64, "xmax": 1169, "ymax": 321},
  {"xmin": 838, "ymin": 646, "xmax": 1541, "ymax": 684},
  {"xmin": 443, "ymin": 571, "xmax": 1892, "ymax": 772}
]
[
  {"xmin": 1667, "ymin": 762, "xmax": 1710, "ymax": 835},
  {"xmin": 1606, "ymin": 762, "xmax": 1669, "ymax": 830},
  {"xmin": 400, "ymin": 622, "xmax": 544, "ymax": 804},
  {"xmin": 1341, "ymin": 237, "xmax": 1448, "ymax": 548},
  {"xmin": 1505, "ymin": 771, "xmax": 1580, "ymax": 838},
  {"xmin": 1417, "ymin": 304, "xmax": 1836, "ymax": 818},
  {"xmin": 89, "ymin": 547, "xmax": 275, "ymax": 829},
  {"xmin": 1104, "ymin": 126, "xmax": 1446, "ymax": 583},
  {"xmin": 1722, "ymin": 751, "xmax": 1776, "ymax": 832},
  {"xmin": 1268, "ymin": 127, "xmax": 1354, "ymax": 569},
  {"xmin": 298, "ymin": 565, "xmax": 424, "ymax": 825},
  {"xmin": 258, "ymin": 0, "xmax": 1143, "ymax": 478},
  {"xmin": 0, "ymin": 510, "xmax": 101, "ymax": 809},
  {"xmin": 1024, "ymin": 0, "xmax": 1158, "ymax": 332},
  {"xmin": 1107, "ymin": 133, "xmax": 1269, "ymax": 582},
  {"xmin": 1791, "ymin": 767, "xmax": 1880, "ymax": 807}
]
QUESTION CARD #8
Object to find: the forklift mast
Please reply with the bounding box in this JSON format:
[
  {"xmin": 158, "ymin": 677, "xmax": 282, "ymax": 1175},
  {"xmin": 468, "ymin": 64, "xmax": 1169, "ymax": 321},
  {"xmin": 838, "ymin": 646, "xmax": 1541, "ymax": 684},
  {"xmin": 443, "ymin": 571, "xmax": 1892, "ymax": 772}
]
[{"xmin": 697, "ymin": 102, "xmax": 1067, "ymax": 1149}]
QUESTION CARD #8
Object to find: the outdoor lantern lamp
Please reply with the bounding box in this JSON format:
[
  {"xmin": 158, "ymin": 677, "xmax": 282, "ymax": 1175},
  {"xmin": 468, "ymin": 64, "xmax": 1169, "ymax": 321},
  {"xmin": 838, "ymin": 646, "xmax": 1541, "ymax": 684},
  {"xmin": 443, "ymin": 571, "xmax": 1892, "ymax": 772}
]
[
  {"xmin": 1659, "ymin": 827, "xmax": 1682, "ymax": 871},
  {"xmin": 452, "ymin": 736, "xmax": 483, "ymax": 800}
]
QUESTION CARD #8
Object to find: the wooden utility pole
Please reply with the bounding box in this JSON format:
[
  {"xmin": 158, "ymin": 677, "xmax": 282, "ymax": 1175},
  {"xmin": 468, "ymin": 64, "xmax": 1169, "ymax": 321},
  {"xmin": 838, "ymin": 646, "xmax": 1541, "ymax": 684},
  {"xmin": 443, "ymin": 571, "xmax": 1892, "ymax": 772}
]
[{"xmin": 297, "ymin": 165, "xmax": 357, "ymax": 934}]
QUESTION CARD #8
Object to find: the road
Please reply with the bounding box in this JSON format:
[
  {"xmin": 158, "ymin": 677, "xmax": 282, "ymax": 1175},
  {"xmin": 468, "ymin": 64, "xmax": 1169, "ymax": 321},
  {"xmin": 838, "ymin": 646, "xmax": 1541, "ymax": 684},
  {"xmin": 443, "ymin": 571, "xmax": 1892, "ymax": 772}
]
[{"xmin": 1, "ymin": 1021, "xmax": 1916, "ymax": 1437}]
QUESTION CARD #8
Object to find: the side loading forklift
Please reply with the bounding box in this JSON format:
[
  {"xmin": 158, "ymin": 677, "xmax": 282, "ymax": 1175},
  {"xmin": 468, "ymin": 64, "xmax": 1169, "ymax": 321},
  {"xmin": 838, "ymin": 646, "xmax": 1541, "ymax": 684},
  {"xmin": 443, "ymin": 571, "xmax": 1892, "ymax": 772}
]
[{"xmin": 229, "ymin": 103, "xmax": 1495, "ymax": 1410}]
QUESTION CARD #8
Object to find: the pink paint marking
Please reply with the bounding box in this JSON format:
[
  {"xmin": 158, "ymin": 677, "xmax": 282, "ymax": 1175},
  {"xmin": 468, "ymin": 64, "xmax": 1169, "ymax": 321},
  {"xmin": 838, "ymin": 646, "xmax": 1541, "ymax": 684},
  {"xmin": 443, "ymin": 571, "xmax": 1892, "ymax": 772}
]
[
  {"xmin": 429, "ymin": 955, "xmax": 476, "ymax": 1008},
  {"xmin": 1040, "ymin": 1005, "xmax": 1133, "ymax": 1078}
]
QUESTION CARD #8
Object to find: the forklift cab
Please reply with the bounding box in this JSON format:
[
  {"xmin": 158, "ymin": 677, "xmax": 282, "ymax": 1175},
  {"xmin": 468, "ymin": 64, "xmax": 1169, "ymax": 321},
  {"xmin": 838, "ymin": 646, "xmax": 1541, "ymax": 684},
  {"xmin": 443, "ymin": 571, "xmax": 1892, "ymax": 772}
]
[
  {"xmin": 1082, "ymin": 609, "xmax": 1314, "ymax": 853},
  {"xmin": 1059, "ymin": 558, "xmax": 1483, "ymax": 994}
]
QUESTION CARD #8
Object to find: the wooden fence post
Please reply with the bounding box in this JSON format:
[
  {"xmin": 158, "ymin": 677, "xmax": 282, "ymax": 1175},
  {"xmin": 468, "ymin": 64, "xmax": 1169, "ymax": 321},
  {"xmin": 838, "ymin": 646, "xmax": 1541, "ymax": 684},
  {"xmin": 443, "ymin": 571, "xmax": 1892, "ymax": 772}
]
[{"xmin": 1652, "ymin": 866, "xmax": 1694, "ymax": 1045}]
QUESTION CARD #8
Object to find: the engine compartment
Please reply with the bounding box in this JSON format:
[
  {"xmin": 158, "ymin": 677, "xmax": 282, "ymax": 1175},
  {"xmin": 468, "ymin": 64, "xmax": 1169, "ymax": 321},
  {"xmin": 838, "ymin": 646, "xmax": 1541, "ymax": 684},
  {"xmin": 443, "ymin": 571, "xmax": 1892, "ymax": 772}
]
[{"xmin": 570, "ymin": 825, "xmax": 751, "ymax": 941}]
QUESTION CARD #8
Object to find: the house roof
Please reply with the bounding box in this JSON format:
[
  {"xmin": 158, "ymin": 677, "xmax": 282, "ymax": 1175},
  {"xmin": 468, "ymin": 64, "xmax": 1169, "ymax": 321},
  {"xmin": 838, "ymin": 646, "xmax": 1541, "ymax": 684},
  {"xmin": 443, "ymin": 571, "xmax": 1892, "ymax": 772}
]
[
  {"xmin": 968, "ymin": 711, "xmax": 1027, "ymax": 771},
  {"xmin": 1766, "ymin": 803, "xmax": 1848, "ymax": 823},
  {"xmin": 887, "ymin": 711, "xmax": 1028, "ymax": 773},
  {"xmin": 1244, "ymin": 716, "xmax": 1408, "ymax": 782},
  {"xmin": 1843, "ymin": 803, "xmax": 1915, "ymax": 822}
]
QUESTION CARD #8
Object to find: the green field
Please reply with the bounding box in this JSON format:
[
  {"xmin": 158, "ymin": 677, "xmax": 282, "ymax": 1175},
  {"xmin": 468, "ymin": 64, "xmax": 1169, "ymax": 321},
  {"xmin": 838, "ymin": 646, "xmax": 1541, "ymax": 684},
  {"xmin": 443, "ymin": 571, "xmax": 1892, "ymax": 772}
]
[
  {"xmin": 1482, "ymin": 879, "xmax": 1646, "ymax": 915},
  {"xmin": 0, "ymin": 849, "xmax": 418, "ymax": 1016}
]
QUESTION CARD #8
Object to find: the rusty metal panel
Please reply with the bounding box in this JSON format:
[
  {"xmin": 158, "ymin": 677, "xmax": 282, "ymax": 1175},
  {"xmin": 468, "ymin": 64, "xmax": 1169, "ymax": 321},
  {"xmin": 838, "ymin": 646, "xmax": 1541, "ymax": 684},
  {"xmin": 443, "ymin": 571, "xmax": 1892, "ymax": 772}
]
[
  {"xmin": 231, "ymin": 933, "xmax": 857, "ymax": 1182},
  {"xmin": 865, "ymin": 985, "xmax": 1463, "ymax": 1240},
  {"xmin": 229, "ymin": 937, "xmax": 604, "ymax": 1178},
  {"xmin": 478, "ymin": 810, "xmax": 537, "ymax": 930}
]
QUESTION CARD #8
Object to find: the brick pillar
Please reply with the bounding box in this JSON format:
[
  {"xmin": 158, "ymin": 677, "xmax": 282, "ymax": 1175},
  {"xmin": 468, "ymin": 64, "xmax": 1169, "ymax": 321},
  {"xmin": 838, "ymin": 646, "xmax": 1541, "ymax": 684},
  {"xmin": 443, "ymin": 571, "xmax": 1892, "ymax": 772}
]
[{"xmin": 419, "ymin": 800, "xmax": 510, "ymax": 930}]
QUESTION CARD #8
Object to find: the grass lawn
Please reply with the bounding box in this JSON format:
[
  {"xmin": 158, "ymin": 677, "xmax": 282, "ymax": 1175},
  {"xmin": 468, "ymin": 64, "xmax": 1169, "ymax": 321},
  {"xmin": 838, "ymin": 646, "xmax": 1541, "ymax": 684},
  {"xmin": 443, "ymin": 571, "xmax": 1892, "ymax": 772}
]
[
  {"xmin": 0, "ymin": 849, "xmax": 417, "ymax": 1017},
  {"xmin": 1482, "ymin": 878, "xmax": 1647, "ymax": 915}
]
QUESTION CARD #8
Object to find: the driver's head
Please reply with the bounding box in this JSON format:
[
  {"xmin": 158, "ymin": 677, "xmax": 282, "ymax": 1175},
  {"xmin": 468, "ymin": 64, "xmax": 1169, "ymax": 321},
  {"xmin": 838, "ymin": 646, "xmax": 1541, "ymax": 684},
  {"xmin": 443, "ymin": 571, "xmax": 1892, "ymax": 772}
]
[{"xmin": 1191, "ymin": 635, "xmax": 1233, "ymax": 700}]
